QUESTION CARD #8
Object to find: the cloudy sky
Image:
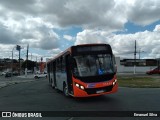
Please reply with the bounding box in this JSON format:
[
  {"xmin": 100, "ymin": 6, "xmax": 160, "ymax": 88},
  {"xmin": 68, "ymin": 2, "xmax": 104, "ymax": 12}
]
[{"xmin": 0, "ymin": 0, "xmax": 160, "ymax": 61}]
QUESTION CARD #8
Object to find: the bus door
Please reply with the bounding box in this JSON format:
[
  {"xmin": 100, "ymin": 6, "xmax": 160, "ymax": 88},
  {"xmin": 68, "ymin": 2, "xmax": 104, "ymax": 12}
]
[{"xmin": 66, "ymin": 55, "xmax": 73, "ymax": 94}]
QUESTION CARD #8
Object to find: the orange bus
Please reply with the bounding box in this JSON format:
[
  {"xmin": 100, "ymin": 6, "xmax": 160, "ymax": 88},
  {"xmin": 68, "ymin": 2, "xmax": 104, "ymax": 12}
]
[{"xmin": 47, "ymin": 44, "xmax": 118, "ymax": 97}]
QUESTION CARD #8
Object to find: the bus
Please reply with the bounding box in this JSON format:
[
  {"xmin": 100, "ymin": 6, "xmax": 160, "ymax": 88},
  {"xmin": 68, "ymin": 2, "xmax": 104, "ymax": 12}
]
[{"xmin": 47, "ymin": 44, "xmax": 118, "ymax": 97}]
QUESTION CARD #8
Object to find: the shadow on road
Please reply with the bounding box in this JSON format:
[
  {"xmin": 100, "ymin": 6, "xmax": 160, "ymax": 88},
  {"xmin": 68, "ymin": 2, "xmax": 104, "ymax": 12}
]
[{"xmin": 71, "ymin": 95, "xmax": 117, "ymax": 103}]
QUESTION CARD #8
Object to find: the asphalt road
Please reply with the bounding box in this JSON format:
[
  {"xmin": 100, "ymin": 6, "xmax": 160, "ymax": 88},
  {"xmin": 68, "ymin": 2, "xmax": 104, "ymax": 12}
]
[{"xmin": 0, "ymin": 78, "xmax": 160, "ymax": 120}]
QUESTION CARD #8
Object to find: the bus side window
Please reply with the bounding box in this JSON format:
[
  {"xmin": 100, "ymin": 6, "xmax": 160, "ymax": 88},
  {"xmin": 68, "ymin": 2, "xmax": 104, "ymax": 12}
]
[
  {"xmin": 62, "ymin": 56, "xmax": 66, "ymax": 73},
  {"xmin": 56, "ymin": 58, "xmax": 61, "ymax": 72}
]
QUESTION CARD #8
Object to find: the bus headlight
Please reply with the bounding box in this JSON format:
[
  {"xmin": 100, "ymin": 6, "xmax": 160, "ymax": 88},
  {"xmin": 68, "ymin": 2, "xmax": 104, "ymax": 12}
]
[
  {"xmin": 112, "ymin": 79, "xmax": 117, "ymax": 86},
  {"xmin": 80, "ymin": 86, "xmax": 84, "ymax": 90},
  {"xmin": 75, "ymin": 83, "xmax": 85, "ymax": 90},
  {"xmin": 75, "ymin": 83, "xmax": 79, "ymax": 87},
  {"xmin": 113, "ymin": 82, "xmax": 115, "ymax": 86}
]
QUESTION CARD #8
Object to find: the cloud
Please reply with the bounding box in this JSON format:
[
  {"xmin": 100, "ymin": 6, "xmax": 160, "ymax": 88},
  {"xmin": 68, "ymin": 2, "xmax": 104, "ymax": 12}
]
[
  {"xmin": 41, "ymin": 0, "xmax": 127, "ymax": 31},
  {"xmin": 75, "ymin": 25, "xmax": 160, "ymax": 58},
  {"xmin": 40, "ymin": 0, "xmax": 160, "ymax": 30},
  {"xmin": 1, "ymin": 0, "xmax": 160, "ymax": 37},
  {"xmin": 0, "ymin": 16, "xmax": 60, "ymax": 50},
  {"xmin": 1, "ymin": 0, "xmax": 160, "ymax": 30},
  {"xmin": 0, "ymin": 0, "xmax": 160, "ymax": 59},
  {"xmin": 0, "ymin": 1, "xmax": 60, "ymax": 51},
  {"xmin": 0, "ymin": 44, "xmax": 19, "ymax": 59},
  {"xmin": 0, "ymin": 0, "xmax": 40, "ymax": 15},
  {"xmin": 127, "ymin": 0, "xmax": 160, "ymax": 26},
  {"xmin": 63, "ymin": 35, "xmax": 74, "ymax": 41},
  {"xmin": 75, "ymin": 30, "xmax": 107, "ymax": 45},
  {"xmin": 0, "ymin": 24, "xmax": 18, "ymax": 44},
  {"xmin": 154, "ymin": 25, "xmax": 160, "ymax": 32},
  {"xmin": 47, "ymin": 48, "xmax": 62, "ymax": 58}
]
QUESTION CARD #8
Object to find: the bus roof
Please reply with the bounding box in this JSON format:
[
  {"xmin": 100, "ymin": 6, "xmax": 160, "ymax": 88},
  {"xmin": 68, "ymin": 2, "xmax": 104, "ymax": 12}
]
[{"xmin": 47, "ymin": 43, "xmax": 111, "ymax": 63}]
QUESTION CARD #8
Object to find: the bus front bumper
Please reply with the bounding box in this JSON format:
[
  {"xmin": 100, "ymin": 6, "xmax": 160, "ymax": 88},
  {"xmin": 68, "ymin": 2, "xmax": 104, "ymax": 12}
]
[{"xmin": 73, "ymin": 83, "xmax": 118, "ymax": 97}]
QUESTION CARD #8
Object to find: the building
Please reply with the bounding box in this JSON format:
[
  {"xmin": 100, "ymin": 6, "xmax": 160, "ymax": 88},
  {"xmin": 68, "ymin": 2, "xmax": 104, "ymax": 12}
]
[
  {"xmin": 116, "ymin": 57, "xmax": 159, "ymax": 73},
  {"xmin": 0, "ymin": 58, "xmax": 24, "ymax": 72},
  {"xmin": 120, "ymin": 59, "xmax": 157, "ymax": 66}
]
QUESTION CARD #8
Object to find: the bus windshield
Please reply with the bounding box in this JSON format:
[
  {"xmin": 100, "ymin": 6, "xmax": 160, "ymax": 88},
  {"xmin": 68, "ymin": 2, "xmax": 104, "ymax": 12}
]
[{"xmin": 73, "ymin": 54, "xmax": 115, "ymax": 77}]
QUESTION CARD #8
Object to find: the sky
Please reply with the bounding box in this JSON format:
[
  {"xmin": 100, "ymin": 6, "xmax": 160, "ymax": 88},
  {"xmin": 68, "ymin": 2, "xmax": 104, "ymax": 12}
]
[{"xmin": 0, "ymin": 0, "xmax": 160, "ymax": 61}]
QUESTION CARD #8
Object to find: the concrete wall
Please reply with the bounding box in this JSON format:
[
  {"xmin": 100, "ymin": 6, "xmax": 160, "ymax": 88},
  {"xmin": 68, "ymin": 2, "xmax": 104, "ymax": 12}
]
[{"xmin": 117, "ymin": 66, "xmax": 156, "ymax": 73}]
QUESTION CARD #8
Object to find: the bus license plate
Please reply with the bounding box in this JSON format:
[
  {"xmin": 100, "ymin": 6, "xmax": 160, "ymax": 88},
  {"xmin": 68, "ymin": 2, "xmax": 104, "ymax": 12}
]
[{"xmin": 96, "ymin": 90, "xmax": 104, "ymax": 94}]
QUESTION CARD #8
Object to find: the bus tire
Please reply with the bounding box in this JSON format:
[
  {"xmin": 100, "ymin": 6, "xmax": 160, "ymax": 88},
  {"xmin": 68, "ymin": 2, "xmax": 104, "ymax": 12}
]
[{"xmin": 63, "ymin": 83, "xmax": 69, "ymax": 97}]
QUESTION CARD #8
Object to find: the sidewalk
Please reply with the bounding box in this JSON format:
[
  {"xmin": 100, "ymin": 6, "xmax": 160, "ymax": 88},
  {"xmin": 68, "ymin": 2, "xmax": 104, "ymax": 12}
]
[
  {"xmin": 17, "ymin": 74, "xmax": 34, "ymax": 79},
  {"xmin": 0, "ymin": 75, "xmax": 35, "ymax": 89}
]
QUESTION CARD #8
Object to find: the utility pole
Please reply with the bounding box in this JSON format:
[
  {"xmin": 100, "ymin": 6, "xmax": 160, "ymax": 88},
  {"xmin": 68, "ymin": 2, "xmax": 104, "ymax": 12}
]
[
  {"xmin": 16, "ymin": 45, "xmax": 21, "ymax": 75},
  {"xmin": 134, "ymin": 40, "xmax": 136, "ymax": 74},
  {"xmin": 25, "ymin": 44, "xmax": 29, "ymax": 77},
  {"xmin": 26, "ymin": 44, "xmax": 29, "ymax": 68},
  {"xmin": 139, "ymin": 49, "xmax": 140, "ymax": 59},
  {"xmin": 11, "ymin": 46, "xmax": 15, "ymax": 80},
  {"xmin": 31, "ymin": 53, "xmax": 32, "ymax": 61}
]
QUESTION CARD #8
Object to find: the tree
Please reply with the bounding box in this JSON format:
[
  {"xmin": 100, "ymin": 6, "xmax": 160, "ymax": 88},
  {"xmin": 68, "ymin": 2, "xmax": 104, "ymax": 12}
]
[
  {"xmin": 13, "ymin": 59, "xmax": 18, "ymax": 63},
  {"xmin": 21, "ymin": 60, "xmax": 36, "ymax": 70}
]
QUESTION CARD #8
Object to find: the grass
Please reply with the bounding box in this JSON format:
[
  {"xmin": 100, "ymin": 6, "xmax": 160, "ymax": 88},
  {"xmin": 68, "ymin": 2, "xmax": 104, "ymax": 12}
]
[{"xmin": 117, "ymin": 75, "xmax": 160, "ymax": 88}]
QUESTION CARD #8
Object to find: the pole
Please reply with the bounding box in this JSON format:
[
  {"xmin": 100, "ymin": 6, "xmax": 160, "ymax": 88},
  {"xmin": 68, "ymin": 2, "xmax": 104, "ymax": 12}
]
[
  {"xmin": 11, "ymin": 49, "xmax": 14, "ymax": 80},
  {"xmin": 25, "ymin": 44, "xmax": 29, "ymax": 77},
  {"xmin": 31, "ymin": 53, "xmax": 32, "ymax": 61},
  {"xmin": 16, "ymin": 45, "xmax": 21, "ymax": 75},
  {"xmin": 19, "ymin": 48, "xmax": 21, "ymax": 75},
  {"xmin": 134, "ymin": 40, "xmax": 136, "ymax": 74},
  {"xmin": 139, "ymin": 49, "xmax": 140, "ymax": 59},
  {"xmin": 36, "ymin": 56, "xmax": 37, "ymax": 70},
  {"xmin": 26, "ymin": 44, "xmax": 29, "ymax": 67}
]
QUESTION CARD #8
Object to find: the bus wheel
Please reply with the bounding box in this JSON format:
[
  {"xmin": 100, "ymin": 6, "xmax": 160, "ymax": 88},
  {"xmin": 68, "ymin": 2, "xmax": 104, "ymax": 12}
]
[{"xmin": 63, "ymin": 84, "xmax": 69, "ymax": 97}]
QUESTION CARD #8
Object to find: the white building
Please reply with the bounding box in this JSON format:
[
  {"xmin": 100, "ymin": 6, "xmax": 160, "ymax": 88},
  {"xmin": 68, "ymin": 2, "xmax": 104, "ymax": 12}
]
[{"xmin": 115, "ymin": 57, "xmax": 158, "ymax": 73}]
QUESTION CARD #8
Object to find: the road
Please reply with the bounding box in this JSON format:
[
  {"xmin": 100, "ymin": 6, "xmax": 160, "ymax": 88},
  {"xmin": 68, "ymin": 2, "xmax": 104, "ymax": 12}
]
[
  {"xmin": 0, "ymin": 78, "xmax": 160, "ymax": 120},
  {"xmin": 0, "ymin": 75, "xmax": 34, "ymax": 88}
]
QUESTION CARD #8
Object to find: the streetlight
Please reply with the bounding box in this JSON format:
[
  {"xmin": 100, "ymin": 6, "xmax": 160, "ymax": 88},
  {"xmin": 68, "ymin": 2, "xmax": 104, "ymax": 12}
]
[
  {"xmin": 134, "ymin": 40, "xmax": 137, "ymax": 74},
  {"xmin": 139, "ymin": 48, "xmax": 145, "ymax": 59}
]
